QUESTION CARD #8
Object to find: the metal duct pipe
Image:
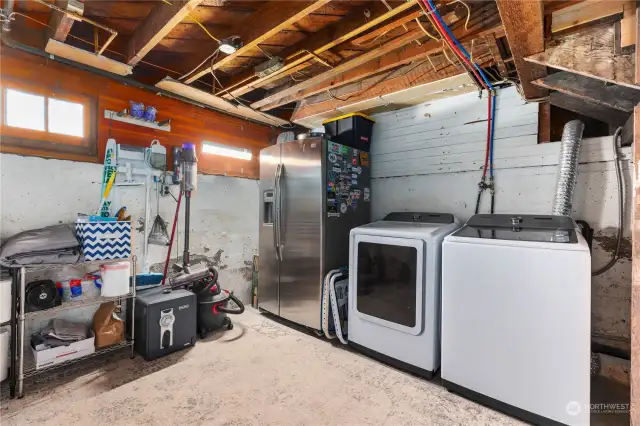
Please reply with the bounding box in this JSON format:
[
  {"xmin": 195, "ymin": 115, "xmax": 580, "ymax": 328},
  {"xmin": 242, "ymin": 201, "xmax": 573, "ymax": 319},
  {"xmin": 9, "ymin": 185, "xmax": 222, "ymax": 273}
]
[
  {"xmin": 2, "ymin": 0, "xmax": 14, "ymax": 32},
  {"xmin": 552, "ymin": 120, "xmax": 585, "ymax": 216}
]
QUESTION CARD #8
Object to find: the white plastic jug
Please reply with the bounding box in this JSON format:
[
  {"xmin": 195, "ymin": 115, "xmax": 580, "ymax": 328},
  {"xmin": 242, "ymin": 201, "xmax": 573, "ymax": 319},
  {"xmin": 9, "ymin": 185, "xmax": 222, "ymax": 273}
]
[
  {"xmin": 0, "ymin": 328, "xmax": 9, "ymax": 382},
  {"xmin": 100, "ymin": 262, "xmax": 130, "ymax": 297},
  {"xmin": 0, "ymin": 274, "xmax": 11, "ymax": 324}
]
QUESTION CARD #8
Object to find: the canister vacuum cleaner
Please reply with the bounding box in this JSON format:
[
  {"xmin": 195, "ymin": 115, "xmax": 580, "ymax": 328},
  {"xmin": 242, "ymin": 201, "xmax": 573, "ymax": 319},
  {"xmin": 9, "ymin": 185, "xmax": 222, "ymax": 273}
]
[{"xmin": 162, "ymin": 143, "xmax": 244, "ymax": 337}]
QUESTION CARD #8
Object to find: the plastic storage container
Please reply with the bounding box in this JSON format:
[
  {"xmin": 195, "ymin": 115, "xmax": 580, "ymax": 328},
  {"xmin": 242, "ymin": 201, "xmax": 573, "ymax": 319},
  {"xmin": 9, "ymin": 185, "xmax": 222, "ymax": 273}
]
[
  {"xmin": 322, "ymin": 112, "xmax": 375, "ymax": 152},
  {"xmin": 0, "ymin": 271, "xmax": 11, "ymax": 324},
  {"xmin": 100, "ymin": 261, "xmax": 130, "ymax": 297}
]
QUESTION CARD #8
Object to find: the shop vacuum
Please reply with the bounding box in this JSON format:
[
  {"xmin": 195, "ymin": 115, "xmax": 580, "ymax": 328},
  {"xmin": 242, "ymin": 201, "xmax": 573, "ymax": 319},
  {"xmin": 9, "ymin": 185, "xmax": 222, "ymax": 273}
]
[
  {"xmin": 135, "ymin": 144, "xmax": 245, "ymax": 360},
  {"xmin": 164, "ymin": 144, "xmax": 244, "ymax": 337}
]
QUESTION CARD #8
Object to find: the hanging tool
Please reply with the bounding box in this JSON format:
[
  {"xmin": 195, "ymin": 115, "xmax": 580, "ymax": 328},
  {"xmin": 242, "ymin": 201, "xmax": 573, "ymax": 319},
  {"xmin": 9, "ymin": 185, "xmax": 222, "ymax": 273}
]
[{"xmin": 148, "ymin": 180, "xmax": 170, "ymax": 246}]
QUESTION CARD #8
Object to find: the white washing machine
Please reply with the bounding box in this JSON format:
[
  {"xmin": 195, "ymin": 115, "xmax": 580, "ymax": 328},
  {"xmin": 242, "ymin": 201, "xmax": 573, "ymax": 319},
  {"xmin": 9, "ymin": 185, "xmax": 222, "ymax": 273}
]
[
  {"xmin": 442, "ymin": 214, "xmax": 591, "ymax": 426},
  {"xmin": 348, "ymin": 212, "xmax": 460, "ymax": 378}
]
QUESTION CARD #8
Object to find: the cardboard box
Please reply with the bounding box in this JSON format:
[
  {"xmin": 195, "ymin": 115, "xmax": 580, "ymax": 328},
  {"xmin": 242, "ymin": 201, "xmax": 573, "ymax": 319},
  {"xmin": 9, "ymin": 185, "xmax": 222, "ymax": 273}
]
[{"xmin": 31, "ymin": 330, "xmax": 95, "ymax": 370}]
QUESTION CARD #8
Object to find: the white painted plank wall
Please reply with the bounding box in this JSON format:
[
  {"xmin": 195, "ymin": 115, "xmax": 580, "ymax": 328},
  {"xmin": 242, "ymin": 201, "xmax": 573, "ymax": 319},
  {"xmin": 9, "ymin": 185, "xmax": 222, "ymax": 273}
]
[{"xmin": 369, "ymin": 86, "xmax": 632, "ymax": 352}]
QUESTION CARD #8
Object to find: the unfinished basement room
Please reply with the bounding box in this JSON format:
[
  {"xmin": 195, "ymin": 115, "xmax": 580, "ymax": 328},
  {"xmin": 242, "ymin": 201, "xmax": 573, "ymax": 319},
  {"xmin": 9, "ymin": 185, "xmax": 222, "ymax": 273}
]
[{"xmin": 0, "ymin": 0, "xmax": 638, "ymax": 425}]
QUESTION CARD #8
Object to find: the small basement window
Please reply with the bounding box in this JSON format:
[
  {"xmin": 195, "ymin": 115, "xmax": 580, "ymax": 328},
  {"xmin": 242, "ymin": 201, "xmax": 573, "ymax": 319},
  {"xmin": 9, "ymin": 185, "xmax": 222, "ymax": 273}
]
[
  {"xmin": 202, "ymin": 141, "xmax": 252, "ymax": 161},
  {"xmin": 0, "ymin": 83, "xmax": 93, "ymax": 156},
  {"xmin": 48, "ymin": 98, "xmax": 84, "ymax": 137},
  {"xmin": 5, "ymin": 89, "xmax": 45, "ymax": 131}
]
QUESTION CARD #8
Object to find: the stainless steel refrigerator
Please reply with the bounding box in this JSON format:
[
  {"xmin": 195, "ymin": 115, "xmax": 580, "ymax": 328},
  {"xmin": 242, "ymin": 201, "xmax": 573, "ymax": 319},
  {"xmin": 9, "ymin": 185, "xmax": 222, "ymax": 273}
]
[{"xmin": 259, "ymin": 136, "xmax": 371, "ymax": 329}]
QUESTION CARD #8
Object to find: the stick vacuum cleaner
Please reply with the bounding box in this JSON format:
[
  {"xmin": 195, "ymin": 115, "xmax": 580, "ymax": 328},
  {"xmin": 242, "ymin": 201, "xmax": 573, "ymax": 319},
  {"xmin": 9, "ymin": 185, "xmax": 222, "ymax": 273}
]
[{"xmin": 162, "ymin": 143, "xmax": 244, "ymax": 337}]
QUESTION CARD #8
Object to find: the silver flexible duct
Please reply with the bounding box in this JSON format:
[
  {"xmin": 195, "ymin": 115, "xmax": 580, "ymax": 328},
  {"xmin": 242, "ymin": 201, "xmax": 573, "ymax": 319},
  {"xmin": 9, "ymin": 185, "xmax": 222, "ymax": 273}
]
[{"xmin": 552, "ymin": 120, "xmax": 585, "ymax": 216}]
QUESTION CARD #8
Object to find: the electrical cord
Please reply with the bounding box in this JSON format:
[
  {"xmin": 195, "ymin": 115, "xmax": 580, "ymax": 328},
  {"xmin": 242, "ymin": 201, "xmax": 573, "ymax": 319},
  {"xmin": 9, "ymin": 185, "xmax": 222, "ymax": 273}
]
[
  {"xmin": 179, "ymin": 48, "xmax": 220, "ymax": 81},
  {"xmin": 592, "ymin": 127, "xmax": 624, "ymax": 276}
]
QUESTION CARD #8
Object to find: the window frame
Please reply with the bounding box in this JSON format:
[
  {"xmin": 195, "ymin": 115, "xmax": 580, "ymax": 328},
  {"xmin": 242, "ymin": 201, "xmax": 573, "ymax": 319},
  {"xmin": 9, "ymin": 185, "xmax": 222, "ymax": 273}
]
[
  {"xmin": 0, "ymin": 78, "xmax": 96, "ymax": 156},
  {"xmin": 201, "ymin": 140, "xmax": 253, "ymax": 161}
]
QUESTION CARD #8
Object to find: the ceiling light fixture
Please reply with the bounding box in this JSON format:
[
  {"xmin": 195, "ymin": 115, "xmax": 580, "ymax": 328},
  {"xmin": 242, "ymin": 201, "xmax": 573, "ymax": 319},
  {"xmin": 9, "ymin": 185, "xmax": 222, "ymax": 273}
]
[{"xmin": 219, "ymin": 36, "xmax": 242, "ymax": 55}]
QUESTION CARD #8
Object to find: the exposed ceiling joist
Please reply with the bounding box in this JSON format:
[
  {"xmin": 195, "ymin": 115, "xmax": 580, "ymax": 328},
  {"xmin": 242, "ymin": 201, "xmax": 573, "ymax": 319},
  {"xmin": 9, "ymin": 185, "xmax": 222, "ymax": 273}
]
[
  {"xmin": 292, "ymin": 54, "xmax": 492, "ymax": 125},
  {"xmin": 525, "ymin": 23, "xmax": 639, "ymax": 89},
  {"xmin": 484, "ymin": 33, "xmax": 507, "ymax": 77},
  {"xmin": 254, "ymin": 4, "xmax": 503, "ymax": 111},
  {"xmin": 550, "ymin": 91, "xmax": 631, "ymax": 126},
  {"xmin": 495, "ymin": 0, "xmax": 547, "ymax": 100},
  {"xmin": 251, "ymin": 28, "xmax": 425, "ymax": 110},
  {"xmin": 221, "ymin": 0, "xmax": 421, "ymax": 100},
  {"xmin": 126, "ymin": 0, "xmax": 206, "ymax": 66},
  {"xmin": 183, "ymin": 0, "xmax": 332, "ymax": 84},
  {"xmin": 533, "ymin": 72, "xmax": 640, "ymax": 112},
  {"xmin": 47, "ymin": 0, "xmax": 83, "ymax": 43}
]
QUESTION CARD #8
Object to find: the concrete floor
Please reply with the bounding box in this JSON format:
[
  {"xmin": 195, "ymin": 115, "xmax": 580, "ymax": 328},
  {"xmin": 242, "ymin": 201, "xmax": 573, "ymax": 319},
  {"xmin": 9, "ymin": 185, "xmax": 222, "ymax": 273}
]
[{"xmin": 0, "ymin": 308, "xmax": 630, "ymax": 425}]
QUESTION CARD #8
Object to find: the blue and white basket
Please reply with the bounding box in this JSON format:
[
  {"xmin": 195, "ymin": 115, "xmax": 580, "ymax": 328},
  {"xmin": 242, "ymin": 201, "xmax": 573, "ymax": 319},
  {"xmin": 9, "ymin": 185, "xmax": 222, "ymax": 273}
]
[{"xmin": 75, "ymin": 221, "xmax": 132, "ymax": 261}]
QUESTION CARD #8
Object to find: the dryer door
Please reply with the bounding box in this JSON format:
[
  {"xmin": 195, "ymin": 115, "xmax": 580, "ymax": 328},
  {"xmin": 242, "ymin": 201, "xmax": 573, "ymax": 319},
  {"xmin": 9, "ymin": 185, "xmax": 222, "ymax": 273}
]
[{"xmin": 352, "ymin": 234, "xmax": 424, "ymax": 335}]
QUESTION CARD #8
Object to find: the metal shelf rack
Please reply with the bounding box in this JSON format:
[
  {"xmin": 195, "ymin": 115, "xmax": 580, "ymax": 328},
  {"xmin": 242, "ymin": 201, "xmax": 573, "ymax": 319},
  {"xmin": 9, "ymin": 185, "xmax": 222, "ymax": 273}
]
[
  {"xmin": 23, "ymin": 340, "xmax": 133, "ymax": 378},
  {"xmin": 8, "ymin": 256, "xmax": 137, "ymax": 398}
]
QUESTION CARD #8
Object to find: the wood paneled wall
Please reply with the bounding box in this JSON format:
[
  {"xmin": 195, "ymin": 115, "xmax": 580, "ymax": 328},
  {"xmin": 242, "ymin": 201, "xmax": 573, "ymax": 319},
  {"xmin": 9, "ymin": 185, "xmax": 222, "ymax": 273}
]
[{"xmin": 0, "ymin": 47, "xmax": 275, "ymax": 179}]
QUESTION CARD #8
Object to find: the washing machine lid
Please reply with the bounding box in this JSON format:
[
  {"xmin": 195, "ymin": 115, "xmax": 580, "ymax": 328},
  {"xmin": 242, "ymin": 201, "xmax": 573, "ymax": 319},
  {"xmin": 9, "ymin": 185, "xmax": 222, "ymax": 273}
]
[
  {"xmin": 352, "ymin": 213, "xmax": 458, "ymax": 239},
  {"xmin": 383, "ymin": 212, "xmax": 455, "ymax": 224},
  {"xmin": 452, "ymin": 214, "xmax": 579, "ymax": 244}
]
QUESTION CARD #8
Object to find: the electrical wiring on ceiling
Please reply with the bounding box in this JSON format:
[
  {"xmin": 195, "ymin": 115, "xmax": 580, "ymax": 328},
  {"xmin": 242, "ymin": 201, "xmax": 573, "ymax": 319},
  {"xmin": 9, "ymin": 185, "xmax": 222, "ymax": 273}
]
[
  {"xmin": 7, "ymin": 12, "xmax": 194, "ymax": 82},
  {"xmin": 160, "ymin": 0, "xmax": 221, "ymax": 42},
  {"xmin": 446, "ymin": 0, "xmax": 471, "ymax": 31},
  {"xmin": 415, "ymin": 17, "xmax": 440, "ymax": 42}
]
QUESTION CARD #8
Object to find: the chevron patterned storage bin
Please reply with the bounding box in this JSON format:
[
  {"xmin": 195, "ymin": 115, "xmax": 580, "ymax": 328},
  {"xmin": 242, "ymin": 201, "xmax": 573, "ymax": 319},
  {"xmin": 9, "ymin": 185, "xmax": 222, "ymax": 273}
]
[{"xmin": 75, "ymin": 221, "xmax": 132, "ymax": 261}]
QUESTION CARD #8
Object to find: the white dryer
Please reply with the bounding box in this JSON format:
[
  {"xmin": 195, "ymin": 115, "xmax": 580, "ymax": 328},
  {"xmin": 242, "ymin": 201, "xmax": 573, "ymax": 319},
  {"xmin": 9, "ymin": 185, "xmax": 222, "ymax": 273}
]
[
  {"xmin": 348, "ymin": 212, "xmax": 460, "ymax": 378},
  {"xmin": 442, "ymin": 214, "xmax": 591, "ymax": 426}
]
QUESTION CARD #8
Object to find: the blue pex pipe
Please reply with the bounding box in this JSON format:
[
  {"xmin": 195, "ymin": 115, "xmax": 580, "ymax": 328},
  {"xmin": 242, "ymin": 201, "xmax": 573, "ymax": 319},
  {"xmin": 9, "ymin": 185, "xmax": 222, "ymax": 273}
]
[
  {"xmin": 425, "ymin": 0, "xmax": 494, "ymax": 90},
  {"xmin": 490, "ymin": 91, "xmax": 497, "ymax": 178}
]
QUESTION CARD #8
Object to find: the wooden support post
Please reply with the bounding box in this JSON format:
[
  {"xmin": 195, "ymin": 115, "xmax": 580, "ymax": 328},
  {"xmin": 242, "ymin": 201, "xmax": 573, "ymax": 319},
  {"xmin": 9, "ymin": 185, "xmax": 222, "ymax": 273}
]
[
  {"xmin": 631, "ymin": 105, "xmax": 640, "ymax": 426},
  {"xmin": 495, "ymin": 0, "xmax": 548, "ymax": 100},
  {"xmin": 47, "ymin": 0, "xmax": 83, "ymax": 43}
]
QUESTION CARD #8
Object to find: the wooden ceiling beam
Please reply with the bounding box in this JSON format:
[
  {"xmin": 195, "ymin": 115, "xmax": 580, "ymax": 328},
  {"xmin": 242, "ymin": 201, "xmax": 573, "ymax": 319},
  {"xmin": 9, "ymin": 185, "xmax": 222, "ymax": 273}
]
[
  {"xmin": 126, "ymin": 0, "xmax": 206, "ymax": 66},
  {"xmin": 526, "ymin": 23, "xmax": 639, "ymax": 89},
  {"xmin": 254, "ymin": 4, "xmax": 503, "ymax": 111},
  {"xmin": 47, "ymin": 0, "xmax": 84, "ymax": 43},
  {"xmin": 484, "ymin": 33, "xmax": 507, "ymax": 77},
  {"xmin": 550, "ymin": 92, "xmax": 631, "ymax": 126},
  {"xmin": 251, "ymin": 27, "xmax": 425, "ymax": 110},
  {"xmin": 183, "ymin": 0, "xmax": 332, "ymax": 84},
  {"xmin": 495, "ymin": 0, "xmax": 548, "ymax": 100},
  {"xmin": 217, "ymin": 0, "xmax": 420, "ymax": 98},
  {"xmin": 533, "ymin": 72, "xmax": 640, "ymax": 112},
  {"xmin": 292, "ymin": 54, "xmax": 493, "ymax": 122}
]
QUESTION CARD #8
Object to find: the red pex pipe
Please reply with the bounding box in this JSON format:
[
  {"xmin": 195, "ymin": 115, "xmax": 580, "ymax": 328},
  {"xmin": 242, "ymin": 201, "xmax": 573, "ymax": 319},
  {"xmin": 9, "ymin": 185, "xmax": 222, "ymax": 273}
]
[
  {"xmin": 421, "ymin": 0, "xmax": 487, "ymax": 90},
  {"xmin": 161, "ymin": 190, "xmax": 183, "ymax": 286},
  {"xmin": 482, "ymin": 93, "xmax": 492, "ymax": 178}
]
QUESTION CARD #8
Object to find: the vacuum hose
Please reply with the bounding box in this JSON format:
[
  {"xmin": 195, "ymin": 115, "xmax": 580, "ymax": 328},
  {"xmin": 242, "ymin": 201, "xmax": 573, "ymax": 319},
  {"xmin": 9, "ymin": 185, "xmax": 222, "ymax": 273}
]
[
  {"xmin": 592, "ymin": 127, "xmax": 624, "ymax": 276},
  {"xmin": 217, "ymin": 292, "xmax": 245, "ymax": 315}
]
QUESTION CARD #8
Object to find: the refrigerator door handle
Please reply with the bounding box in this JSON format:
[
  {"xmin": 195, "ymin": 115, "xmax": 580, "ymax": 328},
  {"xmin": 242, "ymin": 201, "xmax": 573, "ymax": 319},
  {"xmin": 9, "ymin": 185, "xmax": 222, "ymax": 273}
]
[
  {"xmin": 274, "ymin": 163, "xmax": 281, "ymax": 261},
  {"xmin": 278, "ymin": 164, "xmax": 285, "ymax": 261}
]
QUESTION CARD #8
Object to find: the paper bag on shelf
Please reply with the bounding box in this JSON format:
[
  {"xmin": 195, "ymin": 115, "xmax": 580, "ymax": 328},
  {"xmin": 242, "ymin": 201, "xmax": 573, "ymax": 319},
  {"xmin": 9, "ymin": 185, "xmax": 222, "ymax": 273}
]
[{"xmin": 92, "ymin": 302, "xmax": 124, "ymax": 349}]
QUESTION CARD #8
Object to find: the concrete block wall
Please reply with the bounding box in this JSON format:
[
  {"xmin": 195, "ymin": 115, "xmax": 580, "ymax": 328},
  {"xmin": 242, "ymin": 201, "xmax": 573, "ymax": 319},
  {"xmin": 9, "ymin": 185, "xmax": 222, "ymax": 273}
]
[
  {"xmin": 369, "ymin": 86, "xmax": 632, "ymax": 354},
  {"xmin": 0, "ymin": 153, "xmax": 259, "ymax": 303}
]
